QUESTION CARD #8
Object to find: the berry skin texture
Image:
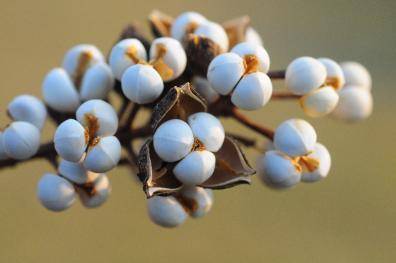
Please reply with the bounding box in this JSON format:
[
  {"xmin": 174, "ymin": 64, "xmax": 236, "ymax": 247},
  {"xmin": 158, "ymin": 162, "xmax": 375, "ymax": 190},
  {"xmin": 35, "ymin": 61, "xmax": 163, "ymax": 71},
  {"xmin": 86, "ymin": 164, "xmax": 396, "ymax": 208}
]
[
  {"xmin": 54, "ymin": 119, "xmax": 87, "ymax": 162},
  {"xmin": 192, "ymin": 76, "xmax": 220, "ymax": 104},
  {"xmin": 332, "ymin": 86, "xmax": 373, "ymax": 122},
  {"xmin": 173, "ymin": 150, "xmax": 216, "ymax": 186},
  {"xmin": 153, "ymin": 119, "xmax": 194, "ymax": 162},
  {"xmin": 147, "ymin": 196, "xmax": 187, "ymax": 228},
  {"xmin": 194, "ymin": 21, "xmax": 229, "ymax": 52},
  {"xmin": 37, "ymin": 173, "xmax": 76, "ymax": 212},
  {"xmin": 286, "ymin": 57, "xmax": 327, "ymax": 95},
  {"xmin": 231, "ymin": 42, "xmax": 270, "ymax": 73},
  {"xmin": 318, "ymin": 58, "xmax": 345, "ymax": 90},
  {"xmin": 76, "ymin": 99, "xmax": 118, "ymax": 137},
  {"xmin": 301, "ymin": 143, "xmax": 331, "ymax": 183},
  {"xmin": 231, "ymin": 72, "xmax": 273, "ymax": 111},
  {"xmin": 79, "ymin": 63, "xmax": 114, "ymax": 101},
  {"xmin": 109, "ymin": 38, "xmax": 148, "ymax": 80},
  {"xmin": 180, "ymin": 187, "xmax": 213, "ymax": 218},
  {"xmin": 83, "ymin": 136, "xmax": 121, "ymax": 173},
  {"xmin": 2, "ymin": 121, "xmax": 40, "ymax": 160},
  {"xmin": 42, "ymin": 68, "xmax": 80, "ymax": 113},
  {"xmin": 121, "ymin": 64, "xmax": 164, "ymax": 104},
  {"xmin": 341, "ymin": 61, "xmax": 372, "ymax": 90},
  {"xmin": 78, "ymin": 174, "xmax": 111, "ymax": 208},
  {"xmin": 245, "ymin": 27, "xmax": 263, "ymax": 46},
  {"xmin": 300, "ymin": 86, "xmax": 339, "ymax": 117},
  {"xmin": 207, "ymin": 52, "xmax": 245, "ymax": 95},
  {"xmin": 58, "ymin": 159, "xmax": 100, "ymax": 185},
  {"xmin": 7, "ymin": 95, "xmax": 47, "ymax": 130},
  {"xmin": 274, "ymin": 118, "xmax": 317, "ymax": 157},
  {"xmin": 256, "ymin": 150, "xmax": 302, "ymax": 189},
  {"xmin": 171, "ymin": 12, "xmax": 207, "ymax": 41},
  {"xmin": 187, "ymin": 112, "xmax": 225, "ymax": 152},
  {"xmin": 149, "ymin": 37, "xmax": 187, "ymax": 81}
]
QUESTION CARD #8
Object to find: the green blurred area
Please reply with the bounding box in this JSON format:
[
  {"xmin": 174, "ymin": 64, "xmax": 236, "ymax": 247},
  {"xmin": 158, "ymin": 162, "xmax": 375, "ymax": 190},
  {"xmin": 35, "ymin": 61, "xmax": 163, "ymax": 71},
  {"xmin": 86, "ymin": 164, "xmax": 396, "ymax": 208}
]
[{"xmin": 0, "ymin": 0, "xmax": 395, "ymax": 262}]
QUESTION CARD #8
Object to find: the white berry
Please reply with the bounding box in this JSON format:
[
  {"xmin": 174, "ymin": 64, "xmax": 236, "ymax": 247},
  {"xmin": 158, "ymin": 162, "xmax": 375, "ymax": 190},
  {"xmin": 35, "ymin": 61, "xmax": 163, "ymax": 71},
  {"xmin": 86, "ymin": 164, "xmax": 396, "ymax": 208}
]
[
  {"xmin": 78, "ymin": 174, "xmax": 111, "ymax": 208},
  {"xmin": 54, "ymin": 119, "xmax": 87, "ymax": 162},
  {"xmin": 171, "ymin": 12, "xmax": 207, "ymax": 41},
  {"xmin": 231, "ymin": 42, "xmax": 270, "ymax": 73},
  {"xmin": 7, "ymin": 95, "xmax": 47, "ymax": 130},
  {"xmin": 83, "ymin": 136, "xmax": 121, "ymax": 173},
  {"xmin": 245, "ymin": 27, "xmax": 263, "ymax": 46},
  {"xmin": 180, "ymin": 187, "xmax": 213, "ymax": 218},
  {"xmin": 301, "ymin": 143, "xmax": 331, "ymax": 182},
  {"xmin": 80, "ymin": 63, "xmax": 114, "ymax": 101},
  {"xmin": 341, "ymin": 61, "xmax": 371, "ymax": 90},
  {"xmin": 147, "ymin": 196, "xmax": 187, "ymax": 228},
  {"xmin": 300, "ymin": 86, "xmax": 339, "ymax": 117},
  {"xmin": 194, "ymin": 21, "xmax": 229, "ymax": 52},
  {"xmin": 318, "ymin": 58, "xmax": 345, "ymax": 89},
  {"xmin": 58, "ymin": 159, "xmax": 99, "ymax": 185}
]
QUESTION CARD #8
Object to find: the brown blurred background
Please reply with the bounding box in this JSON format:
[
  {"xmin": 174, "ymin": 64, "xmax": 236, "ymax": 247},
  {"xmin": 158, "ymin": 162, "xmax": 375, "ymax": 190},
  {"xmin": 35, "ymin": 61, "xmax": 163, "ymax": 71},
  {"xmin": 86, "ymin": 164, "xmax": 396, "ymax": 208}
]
[{"xmin": 0, "ymin": 0, "xmax": 395, "ymax": 262}]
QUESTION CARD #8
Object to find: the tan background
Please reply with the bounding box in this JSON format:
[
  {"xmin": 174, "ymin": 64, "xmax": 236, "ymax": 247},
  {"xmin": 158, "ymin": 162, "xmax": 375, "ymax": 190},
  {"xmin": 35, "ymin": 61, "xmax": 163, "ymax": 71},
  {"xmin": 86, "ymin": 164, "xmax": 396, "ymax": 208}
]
[{"xmin": 0, "ymin": 0, "xmax": 395, "ymax": 262}]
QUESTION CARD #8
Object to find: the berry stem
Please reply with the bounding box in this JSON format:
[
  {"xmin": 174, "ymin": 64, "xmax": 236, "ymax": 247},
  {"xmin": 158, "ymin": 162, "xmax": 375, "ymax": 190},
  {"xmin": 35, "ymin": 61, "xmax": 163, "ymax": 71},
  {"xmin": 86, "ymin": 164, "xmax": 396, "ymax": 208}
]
[
  {"xmin": 231, "ymin": 108, "xmax": 274, "ymax": 140},
  {"xmin": 267, "ymin": 70, "xmax": 285, "ymax": 79},
  {"xmin": 271, "ymin": 91, "xmax": 301, "ymax": 99}
]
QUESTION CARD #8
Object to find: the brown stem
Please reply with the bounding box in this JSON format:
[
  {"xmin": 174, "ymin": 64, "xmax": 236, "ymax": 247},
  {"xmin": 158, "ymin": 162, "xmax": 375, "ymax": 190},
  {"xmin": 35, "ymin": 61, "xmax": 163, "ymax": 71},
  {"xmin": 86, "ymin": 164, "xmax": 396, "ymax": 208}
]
[
  {"xmin": 271, "ymin": 91, "xmax": 301, "ymax": 99},
  {"xmin": 268, "ymin": 70, "xmax": 285, "ymax": 79},
  {"xmin": 231, "ymin": 108, "xmax": 274, "ymax": 140}
]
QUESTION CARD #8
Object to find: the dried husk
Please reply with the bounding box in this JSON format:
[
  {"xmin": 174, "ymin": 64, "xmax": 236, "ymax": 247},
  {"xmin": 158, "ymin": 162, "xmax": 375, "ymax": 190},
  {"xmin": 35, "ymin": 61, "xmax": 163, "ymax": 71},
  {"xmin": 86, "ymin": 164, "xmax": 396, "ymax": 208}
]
[
  {"xmin": 151, "ymin": 82, "xmax": 207, "ymax": 130},
  {"xmin": 118, "ymin": 24, "xmax": 151, "ymax": 53},
  {"xmin": 222, "ymin": 16, "xmax": 250, "ymax": 49},
  {"xmin": 148, "ymin": 10, "xmax": 174, "ymax": 38}
]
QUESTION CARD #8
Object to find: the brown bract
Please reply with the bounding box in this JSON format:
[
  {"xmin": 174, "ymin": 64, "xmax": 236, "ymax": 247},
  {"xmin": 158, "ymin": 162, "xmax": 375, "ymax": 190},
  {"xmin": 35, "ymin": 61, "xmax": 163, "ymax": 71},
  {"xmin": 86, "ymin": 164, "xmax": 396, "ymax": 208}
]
[{"xmin": 148, "ymin": 10, "xmax": 173, "ymax": 38}]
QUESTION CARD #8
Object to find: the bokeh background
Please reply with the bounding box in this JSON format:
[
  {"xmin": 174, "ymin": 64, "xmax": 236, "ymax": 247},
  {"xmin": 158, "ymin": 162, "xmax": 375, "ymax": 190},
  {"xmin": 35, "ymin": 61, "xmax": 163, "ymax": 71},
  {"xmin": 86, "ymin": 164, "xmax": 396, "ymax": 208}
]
[{"xmin": 0, "ymin": 0, "xmax": 395, "ymax": 262}]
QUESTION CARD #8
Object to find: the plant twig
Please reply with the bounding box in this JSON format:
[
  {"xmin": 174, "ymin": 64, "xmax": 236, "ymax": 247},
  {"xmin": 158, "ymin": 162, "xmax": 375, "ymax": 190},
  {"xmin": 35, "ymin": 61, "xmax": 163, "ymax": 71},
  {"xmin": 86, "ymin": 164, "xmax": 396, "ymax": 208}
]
[
  {"xmin": 268, "ymin": 70, "xmax": 285, "ymax": 79},
  {"xmin": 231, "ymin": 108, "xmax": 274, "ymax": 140},
  {"xmin": 271, "ymin": 91, "xmax": 301, "ymax": 99}
]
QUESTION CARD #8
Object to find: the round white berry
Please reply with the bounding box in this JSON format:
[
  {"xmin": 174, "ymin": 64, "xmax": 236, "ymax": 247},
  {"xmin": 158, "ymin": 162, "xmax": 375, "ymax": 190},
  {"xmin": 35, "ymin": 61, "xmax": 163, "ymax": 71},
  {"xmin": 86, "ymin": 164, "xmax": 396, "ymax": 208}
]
[
  {"xmin": 273, "ymin": 118, "xmax": 317, "ymax": 157},
  {"xmin": 245, "ymin": 27, "xmax": 263, "ymax": 46},
  {"xmin": 76, "ymin": 99, "xmax": 118, "ymax": 137},
  {"xmin": 54, "ymin": 119, "xmax": 87, "ymax": 162},
  {"xmin": 187, "ymin": 112, "xmax": 224, "ymax": 152},
  {"xmin": 173, "ymin": 150, "xmax": 216, "ymax": 186},
  {"xmin": 42, "ymin": 68, "xmax": 80, "ymax": 113},
  {"xmin": 7, "ymin": 95, "xmax": 47, "ymax": 130},
  {"xmin": 231, "ymin": 42, "xmax": 270, "ymax": 73},
  {"xmin": 58, "ymin": 159, "xmax": 100, "ymax": 185},
  {"xmin": 285, "ymin": 57, "xmax": 327, "ymax": 95},
  {"xmin": 300, "ymin": 86, "xmax": 339, "ymax": 117},
  {"xmin": 341, "ymin": 61, "xmax": 371, "ymax": 90},
  {"xmin": 2, "ymin": 121, "xmax": 40, "ymax": 160},
  {"xmin": 301, "ymin": 143, "xmax": 331, "ymax": 182},
  {"xmin": 109, "ymin": 38, "xmax": 148, "ymax": 80},
  {"xmin": 231, "ymin": 72, "xmax": 273, "ymax": 110},
  {"xmin": 150, "ymin": 37, "xmax": 187, "ymax": 81},
  {"xmin": 332, "ymin": 86, "xmax": 373, "ymax": 122},
  {"xmin": 80, "ymin": 63, "xmax": 114, "ymax": 101},
  {"xmin": 78, "ymin": 174, "xmax": 111, "ymax": 208},
  {"xmin": 37, "ymin": 173, "xmax": 76, "ymax": 212},
  {"xmin": 192, "ymin": 76, "xmax": 220, "ymax": 104},
  {"xmin": 83, "ymin": 136, "xmax": 121, "ymax": 173},
  {"xmin": 62, "ymin": 44, "xmax": 104, "ymax": 79},
  {"xmin": 153, "ymin": 119, "xmax": 194, "ymax": 162},
  {"xmin": 171, "ymin": 12, "xmax": 207, "ymax": 41},
  {"xmin": 180, "ymin": 187, "xmax": 213, "ymax": 218},
  {"xmin": 256, "ymin": 150, "xmax": 301, "ymax": 189},
  {"xmin": 0, "ymin": 132, "xmax": 8, "ymax": 160},
  {"xmin": 318, "ymin": 58, "xmax": 345, "ymax": 89},
  {"xmin": 194, "ymin": 21, "xmax": 229, "ymax": 52},
  {"xmin": 121, "ymin": 64, "xmax": 164, "ymax": 104},
  {"xmin": 207, "ymin": 52, "xmax": 245, "ymax": 95},
  {"xmin": 147, "ymin": 196, "xmax": 187, "ymax": 228}
]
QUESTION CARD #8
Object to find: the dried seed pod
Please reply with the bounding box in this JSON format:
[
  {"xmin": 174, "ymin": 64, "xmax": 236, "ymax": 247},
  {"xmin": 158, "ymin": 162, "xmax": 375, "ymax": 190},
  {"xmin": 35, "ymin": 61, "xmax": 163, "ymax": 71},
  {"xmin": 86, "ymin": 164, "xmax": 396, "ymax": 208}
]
[
  {"xmin": 318, "ymin": 58, "xmax": 345, "ymax": 90},
  {"xmin": 285, "ymin": 57, "xmax": 327, "ymax": 95},
  {"xmin": 256, "ymin": 150, "xmax": 301, "ymax": 189},
  {"xmin": 171, "ymin": 11, "xmax": 207, "ymax": 41},
  {"xmin": 341, "ymin": 61, "xmax": 371, "ymax": 90},
  {"xmin": 231, "ymin": 42, "xmax": 270, "ymax": 73},
  {"xmin": 222, "ymin": 16, "xmax": 250, "ymax": 48},
  {"xmin": 231, "ymin": 72, "xmax": 273, "ymax": 110},
  {"xmin": 207, "ymin": 52, "xmax": 245, "ymax": 95},
  {"xmin": 332, "ymin": 86, "xmax": 373, "ymax": 122},
  {"xmin": 195, "ymin": 21, "xmax": 229, "ymax": 52},
  {"xmin": 7, "ymin": 95, "xmax": 47, "ymax": 130},
  {"xmin": 192, "ymin": 76, "xmax": 220, "ymax": 104},
  {"xmin": 150, "ymin": 37, "xmax": 187, "ymax": 81},
  {"xmin": 77, "ymin": 174, "xmax": 111, "ymax": 208},
  {"xmin": 79, "ymin": 63, "xmax": 114, "ymax": 101},
  {"xmin": 147, "ymin": 195, "xmax": 187, "ymax": 228},
  {"xmin": 153, "ymin": 119, "xmax": 194, "ymax": 162},
  {"xmin": 42, "ymin": 68, "xmax": 80, "ymax": 113},
  {"xmin": 76, "ymin": 99, "xmax": 118, "ymax": 137},
  {"xmin": 187, "ymin": 112, "xmax": 225, "ymax": 152},
  {"xmin": 177, "ymin": 187, "xmax": 213, "ymax": 218},
  {"xmin": 109, "ymin": 38, "xmax": 148, "ymax": 80},
  {"xmin": 148, "ymin": 10, "xmax": 174, "ymax": 37},
  {"xmin": 2, "ymin": 121, "xmax": 40, "ymax": 160},
  {"xmin": 273, "ymin": 118, "xmax": 317, "ymax": 157},
  {"xmin": 173, "ymin": 150, "xmax": 216, "ymax": 186},
  {"xmin": 83, "ymin": 136, "xmax": 121, "ymax": 173},
  {"xmin": 54, "ymin": 119, "xmax": 87, "ymax": 162},
  {"xmin": 245, "ymin": 27, "xmax": 263, "ymax": 46},
  {"xmin": 301, "ymin": 143, "xmax": 331, "ymax": 182},
  {"xmin": 0, "ymin": 132, "xmax": 8, "ymax": 160},
  {"xmin": 58, "ymin": 159, "xmax": 100, "ymax": 185},
  {"xmin": 300, "ymin": 86, "xmax": 339, "ymax": 117},
  {"xmin": 37, "ymin": 173, "xmax": 76, "ymax": 212},
  {"xmin": 121, "ymin": 64, "xmax": 164, "ymax": 104}
]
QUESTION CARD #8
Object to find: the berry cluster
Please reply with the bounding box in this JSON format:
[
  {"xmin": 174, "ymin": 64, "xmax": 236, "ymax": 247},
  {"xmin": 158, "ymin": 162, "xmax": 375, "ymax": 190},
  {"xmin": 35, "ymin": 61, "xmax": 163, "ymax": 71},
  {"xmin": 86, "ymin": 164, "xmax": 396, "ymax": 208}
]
[{"xmin": 0, "ymin": 10, "xmax": 373, "ymax": 228}]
